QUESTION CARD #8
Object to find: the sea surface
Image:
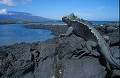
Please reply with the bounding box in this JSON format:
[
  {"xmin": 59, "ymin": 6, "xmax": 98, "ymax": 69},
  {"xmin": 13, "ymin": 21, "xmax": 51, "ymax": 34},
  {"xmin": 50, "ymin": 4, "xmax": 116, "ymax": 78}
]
[
  {"xmin": 0, "ymin": 21, "xmax": 113, "ymax": 46},
  {"xmin": 0, "ymin": 24, "xmax": 54, "ymax": 46}
]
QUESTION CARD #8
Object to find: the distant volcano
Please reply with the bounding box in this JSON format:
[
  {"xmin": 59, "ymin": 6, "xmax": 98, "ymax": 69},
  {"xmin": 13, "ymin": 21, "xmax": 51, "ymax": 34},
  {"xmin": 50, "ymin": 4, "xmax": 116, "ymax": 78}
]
[{"xmin": 0, "ymin": 11, "xmax": 53, "ymax": 21}]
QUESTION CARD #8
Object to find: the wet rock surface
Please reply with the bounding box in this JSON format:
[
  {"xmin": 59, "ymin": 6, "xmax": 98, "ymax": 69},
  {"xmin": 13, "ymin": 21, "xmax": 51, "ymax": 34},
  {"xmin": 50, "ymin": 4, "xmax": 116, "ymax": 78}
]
[{"xmin": 0, "ymin": 22, "xmax": 119, "ymax": 78}]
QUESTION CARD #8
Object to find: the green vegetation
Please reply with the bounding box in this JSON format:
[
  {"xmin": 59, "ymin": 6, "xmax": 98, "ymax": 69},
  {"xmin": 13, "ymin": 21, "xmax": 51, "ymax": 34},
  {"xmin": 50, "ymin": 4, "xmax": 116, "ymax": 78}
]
[
  {"xmin": 0, "ymin": 20, "xmax": 15, "ymax": 24},
  {"xmin": 0, "ymin": 20, "xmax": 58, "ymax": 24},
  {"xmin": 0, "ymin": 20, "xmax": 37, "ymax": 24}
]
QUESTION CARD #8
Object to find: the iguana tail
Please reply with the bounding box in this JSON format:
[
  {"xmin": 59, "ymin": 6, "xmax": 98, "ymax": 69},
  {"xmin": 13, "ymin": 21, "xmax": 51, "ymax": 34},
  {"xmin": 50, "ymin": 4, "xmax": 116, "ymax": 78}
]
[{"xmin": 98, "ymin": 41, "xmax": 120, "ymax": 69}]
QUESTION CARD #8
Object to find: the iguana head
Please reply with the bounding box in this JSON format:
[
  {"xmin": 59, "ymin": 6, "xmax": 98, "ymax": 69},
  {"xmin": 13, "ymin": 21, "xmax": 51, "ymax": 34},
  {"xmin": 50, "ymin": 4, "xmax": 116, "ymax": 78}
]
[
  {"xmin": 62, "ymin": 13, "xmax": 92, "ymax": 26},
  {"xmin": 62, "ymin": 13, "xmax": 79, "ymax": 26}
]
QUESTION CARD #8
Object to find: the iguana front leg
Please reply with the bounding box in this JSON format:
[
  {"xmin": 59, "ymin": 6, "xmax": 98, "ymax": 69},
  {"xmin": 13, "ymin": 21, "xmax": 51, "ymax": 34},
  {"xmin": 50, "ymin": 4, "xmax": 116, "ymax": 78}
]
[{"xmin": 59, "ymin": 26, "xmax": 73, "ymax": 37}]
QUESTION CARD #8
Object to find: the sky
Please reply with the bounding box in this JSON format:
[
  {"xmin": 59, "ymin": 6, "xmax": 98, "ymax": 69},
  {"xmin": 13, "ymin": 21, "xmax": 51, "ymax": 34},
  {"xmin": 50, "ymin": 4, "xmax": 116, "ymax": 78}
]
[{"xmin": 0, "ymin": 0, "xmax": 119, "ymax": 21}]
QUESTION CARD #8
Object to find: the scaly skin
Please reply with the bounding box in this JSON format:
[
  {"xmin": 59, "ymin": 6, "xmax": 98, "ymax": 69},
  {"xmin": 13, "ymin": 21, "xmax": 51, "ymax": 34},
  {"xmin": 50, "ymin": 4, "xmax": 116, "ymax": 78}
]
[{"xmin": 60, "ymin": 13, "xmax": 120, "ymax": 69}]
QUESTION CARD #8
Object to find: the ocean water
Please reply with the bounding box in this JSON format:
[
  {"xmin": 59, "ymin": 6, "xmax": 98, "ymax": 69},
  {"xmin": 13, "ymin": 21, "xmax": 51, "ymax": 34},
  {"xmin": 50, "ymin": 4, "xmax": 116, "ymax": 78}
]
[
  {"xmin": 91, "ymin": 21, "xmax": 111, "ymax": 24},
  {"xmin": 0, "ymin": 21, "xmax": 112, "ymax": 46},
  {"xmin": 0, "ymin": 24, "xmax": 54, "ymax": 46}
]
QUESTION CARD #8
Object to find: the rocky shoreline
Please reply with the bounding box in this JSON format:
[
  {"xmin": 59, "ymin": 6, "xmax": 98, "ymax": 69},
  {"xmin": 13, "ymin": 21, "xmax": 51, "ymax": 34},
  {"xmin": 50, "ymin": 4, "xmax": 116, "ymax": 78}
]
[
  {"xmin": 0, "ymin": 22, "xmax": 119, "ymax": 78},
  {"xmin": 24, "ymin": 24, "xmax": 68, "ymax": 36}
]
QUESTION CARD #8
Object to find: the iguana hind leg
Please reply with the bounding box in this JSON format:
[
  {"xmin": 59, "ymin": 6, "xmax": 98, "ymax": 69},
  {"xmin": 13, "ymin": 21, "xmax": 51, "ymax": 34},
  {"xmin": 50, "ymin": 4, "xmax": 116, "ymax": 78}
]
[
  {"xmin": 85, "ymin": 40, "xmax": 100, "ymax": 56},
  {"xmin": 85, "ymin": 40, "xmax": 111, "ymax": 70},
  {"xmin": 78, "ymin": 41, "xmax": 99, "ymax": 59}
]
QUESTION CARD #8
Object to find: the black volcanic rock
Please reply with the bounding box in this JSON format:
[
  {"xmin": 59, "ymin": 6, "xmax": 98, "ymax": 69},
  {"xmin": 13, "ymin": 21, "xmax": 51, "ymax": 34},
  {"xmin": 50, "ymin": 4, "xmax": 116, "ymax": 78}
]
[
  {"xmin": 0, "ymin": 35, "xmax": 108, "ymax": 78},
  {"xmin": 0, "ymin": 22, "xmax": 119, "ymax": 78}
]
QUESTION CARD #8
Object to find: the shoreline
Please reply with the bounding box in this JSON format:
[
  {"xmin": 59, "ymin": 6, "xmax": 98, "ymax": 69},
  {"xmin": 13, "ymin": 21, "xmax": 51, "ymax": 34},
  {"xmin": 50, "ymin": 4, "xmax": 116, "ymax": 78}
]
[
  {"xmin": 0, "ymin": 22, "xmax": 119, "ymax": 47},
  {"xmin": 24, "ymin": 24, "xmax": 68, "ymax": 36},
  {"xmin": 0, "ymin": 24, "xmax": 68, "ymax": 47}
]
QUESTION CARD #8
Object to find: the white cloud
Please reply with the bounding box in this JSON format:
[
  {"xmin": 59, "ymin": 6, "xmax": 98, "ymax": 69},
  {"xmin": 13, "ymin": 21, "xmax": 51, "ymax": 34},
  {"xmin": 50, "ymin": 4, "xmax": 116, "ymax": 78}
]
[
  {"xmin": 0, "ymin": 9, "xmax": 7, "ymax": 14},
  {"xmin": 0, "ymin": 0, "xmax": 32, "ymax": 6},
  {"xmin": 0, "ymin": 0, "xmax": 16, "ymax": 6}
]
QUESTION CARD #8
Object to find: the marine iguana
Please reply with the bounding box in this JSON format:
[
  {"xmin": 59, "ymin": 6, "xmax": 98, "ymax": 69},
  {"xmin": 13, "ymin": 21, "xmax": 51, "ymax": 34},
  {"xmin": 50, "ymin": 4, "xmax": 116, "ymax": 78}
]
[{"xmin": 60, "ymin": 13, "xmax": 120, "ymax": 69}]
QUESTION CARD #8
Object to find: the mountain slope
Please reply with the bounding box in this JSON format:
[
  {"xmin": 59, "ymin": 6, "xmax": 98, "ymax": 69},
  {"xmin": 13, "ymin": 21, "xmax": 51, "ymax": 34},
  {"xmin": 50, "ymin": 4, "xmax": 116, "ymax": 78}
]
[{"xmin": 0, "ymin": 11, "xmax": 52, "ymax": 21}]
